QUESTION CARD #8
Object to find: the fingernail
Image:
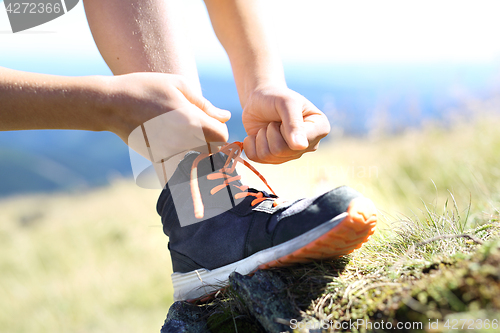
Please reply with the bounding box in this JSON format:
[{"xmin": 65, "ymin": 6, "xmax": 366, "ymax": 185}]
[
  {"xmin": 218, "ymin": 109, "xmax": 231, "ymax": 119},
  {"xmin": 293, "ymin": 133, "xmax": 308, "ymax": 148}
]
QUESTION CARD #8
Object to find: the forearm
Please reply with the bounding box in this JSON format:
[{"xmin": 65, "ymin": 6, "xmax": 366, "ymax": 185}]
[
  {"xmin": 0, "ymin": 67, "xmax": 112, "ymax": 132},
  {"xmin": 204, "ymin": 0, "xmax": 286, "ymax": 106},
  {"xmin": 83, "ymin": 0, "xmax": 200, "ymax": 91}
]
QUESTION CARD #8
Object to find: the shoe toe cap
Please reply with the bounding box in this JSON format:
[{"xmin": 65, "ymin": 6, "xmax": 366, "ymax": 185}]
[{"xmin": 272, "ymin": 186, "xmax": 363, "ymax": 245}]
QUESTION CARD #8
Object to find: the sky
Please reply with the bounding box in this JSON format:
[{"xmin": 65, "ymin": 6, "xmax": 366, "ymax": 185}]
[
  {"xmin": 2, "ymin": 0, "xmax": 500, "ymax": 195},
  {"xmin": 2, "ymin": 0, "xmax": 500, "ymax": 75}
]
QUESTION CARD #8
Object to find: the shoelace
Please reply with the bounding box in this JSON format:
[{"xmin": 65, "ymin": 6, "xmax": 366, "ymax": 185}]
[{"xmin": 190, "ymin": 142, "xmax": 277, "ymax": 219}]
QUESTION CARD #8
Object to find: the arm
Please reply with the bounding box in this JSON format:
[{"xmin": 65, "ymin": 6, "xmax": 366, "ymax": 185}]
[
  {"xmin": 81, "ymin": 0, "xmax": 230, "ymax": 174},
  {"xmin": 1, "ymin": 1, "xmax": 230, "ymax": 144},
  {"xmin": 82, "ymin": 0, "xmax": 201, "ymax": 90},
  {"xmin": 204, "ymin": 0, "xmax": 285, "ymax": 106},
  {"xmin": 0, "ymin": 67, "xmax": 111, "ymax": 132},
  {"xmin": 205, "ymin": 0, "xmax": 330, "ymax": 163},
  {"xmin": 0, "ymin": 67, "xmax": 228, "ymax": 144}
]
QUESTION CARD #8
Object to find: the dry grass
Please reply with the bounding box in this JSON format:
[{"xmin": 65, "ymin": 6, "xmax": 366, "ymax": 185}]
[
  {"xmin": 2, "ymin": 106, "xmax": 500, "ymax": 332},
  {"xmin": 223, "ymin": 109, "xmax": 500, "ymax": 332},
  {"xmin": 0, "ymin": 182, "xmax": 173, "ymax": 333}
]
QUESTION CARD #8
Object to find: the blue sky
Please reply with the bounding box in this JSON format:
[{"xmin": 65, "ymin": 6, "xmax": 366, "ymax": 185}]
[{"xmin": 2, "ymin": 0, "xmax": 500, "ymax": 76}]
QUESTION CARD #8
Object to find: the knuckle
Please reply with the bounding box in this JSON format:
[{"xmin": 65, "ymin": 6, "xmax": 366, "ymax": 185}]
[
  {"xmin": 198, "ymin": 98, "xmax": 209, "ymax": 111},
  {"xmin": 322, "ymin": 120, "xmax": 331, "ymax": 136},
  {"xmin": 269, "ymin": 142, "xmax": 290, "ymax": 157},
  {"xmin": 250, "ymin": 152, "xmax": 265, "ymax": 163},
  {"xmin": 256, "ymin": 148, "xmax": 271, "ymax": 162},
  {"xmin": 245, "ymin": 149, "xmax": 258, "ymax": 162},
  {"xmin": 274, "ymin": 96, "xmax": 290, "ymax": 111}
]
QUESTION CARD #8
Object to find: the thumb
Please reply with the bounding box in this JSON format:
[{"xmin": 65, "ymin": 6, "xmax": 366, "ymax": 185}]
[
  {"xmin": 192, "ymin": 107, "xmax": 229, "ymax": 143},
  {"xmin": 276, "ymin": 98, "xmax": 309, "ymax": 150},
  {"xmin": 175, "ymin": 78, "xmax": 231, "ymax": 123}
]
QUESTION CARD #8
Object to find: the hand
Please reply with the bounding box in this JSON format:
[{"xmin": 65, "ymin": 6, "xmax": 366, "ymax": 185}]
[
  {"xmin": 242, "ymin": 86, "xmax": 330, "ymax": 164},
  {"xmin": 107, "ymin": 73, "xmax": 231, "ymax": 161}
]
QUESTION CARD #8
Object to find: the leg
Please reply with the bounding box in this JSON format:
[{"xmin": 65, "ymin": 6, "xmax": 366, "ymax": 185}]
[{"xmin": 83, "ymin": 0, "xmax": 201, "ymax": 92}]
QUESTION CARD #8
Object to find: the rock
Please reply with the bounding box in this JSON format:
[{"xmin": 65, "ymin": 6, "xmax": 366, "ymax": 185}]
[
  {"xmin": 229, "ymin": 270, "xmax": 297, "ymax": 333},
  {"xmin": 160, "ymin": 301, "xmax": 211, "ymax": 333}
]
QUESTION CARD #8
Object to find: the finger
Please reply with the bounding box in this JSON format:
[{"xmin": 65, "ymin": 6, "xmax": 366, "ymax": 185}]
[
  {"xmin": 302, "ymin": 112, "xmax": 331, "ymax": 149},
  {"xmin": 243, "ymin": 135, "xmax": 265, "ymax": 163},
  {"xmin": 244, "ymin": 134, "xmax": 301, "ymax": 164},
  {"xmin": 267, "ymin": 122, "xmax": 303, "ymax": 158},
  {"xmin": 275, "ymin": 96, "xmax": 309, "ymax": 150},
  {"xmin": 174, "ymin": 76, "xmax": 231, "ymax": 123},
  {"xmin": 192, "ymin": 107, "xmax": 229, "ymax": 143},
  {"xmin": 244, "ymin": 134, "xmax": 279, "ymax": 164},
  {"xmin": 255, "ymin": 127, "xmax": 274, "ymax": 162},
  {"xmin": 256, "ymin": 126, "xmax": 302, "ymax": 164}
]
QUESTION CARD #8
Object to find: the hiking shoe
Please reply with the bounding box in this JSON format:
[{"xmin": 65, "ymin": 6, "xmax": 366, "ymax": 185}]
[{"xmin": 156, "ymin": 142, "xmax": 377, "ymax": 301}]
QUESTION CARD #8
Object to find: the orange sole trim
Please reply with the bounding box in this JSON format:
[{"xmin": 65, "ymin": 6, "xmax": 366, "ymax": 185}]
[{"xmin": 257, "ymin": 197, "xmax": 377, "ymax": 269}]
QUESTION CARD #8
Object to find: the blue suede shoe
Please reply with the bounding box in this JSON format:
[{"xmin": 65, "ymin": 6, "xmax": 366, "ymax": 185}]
[{"xmin": 156, "ymin": 143, "xmax": 377, "ymax": 301}]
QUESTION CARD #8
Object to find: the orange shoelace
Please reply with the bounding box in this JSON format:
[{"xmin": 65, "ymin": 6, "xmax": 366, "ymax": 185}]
[{"xmin": 190, "ymin": 142, "xmax": 277, "ymax": 219}]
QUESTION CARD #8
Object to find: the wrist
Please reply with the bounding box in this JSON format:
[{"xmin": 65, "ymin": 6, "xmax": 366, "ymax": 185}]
[
  {"xmin": 240, "ymin": 77, "xmax": 287, "ymax": 109},
  {"xmin": 96, "ymin": 75, "xmax": 133, "ymax": 137},
  {"xmin": 229, "ymin": 53, "xmax": 286, "ymax": 108}
]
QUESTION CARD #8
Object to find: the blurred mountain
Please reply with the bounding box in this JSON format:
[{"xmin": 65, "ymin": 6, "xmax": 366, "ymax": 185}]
[{"xmin": 0, "ymin": 63, "xmax": 498, "ymax": 196}]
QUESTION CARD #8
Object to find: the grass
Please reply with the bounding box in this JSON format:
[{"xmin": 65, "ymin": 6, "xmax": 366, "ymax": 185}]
[
  {"xmin": 212, "ymin": 108, "xmax": 500, "ymax": 332},
  {"xmin": 205, "ymin": 217, "xmax": 500, "ymax": 332},
  {"xmin": 0, "ymin": 183, "xmax": 173, "ymax": 333},
  {"xmin": 2, "ymin": 105, "xmax": 500, "ymax": 332}
]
